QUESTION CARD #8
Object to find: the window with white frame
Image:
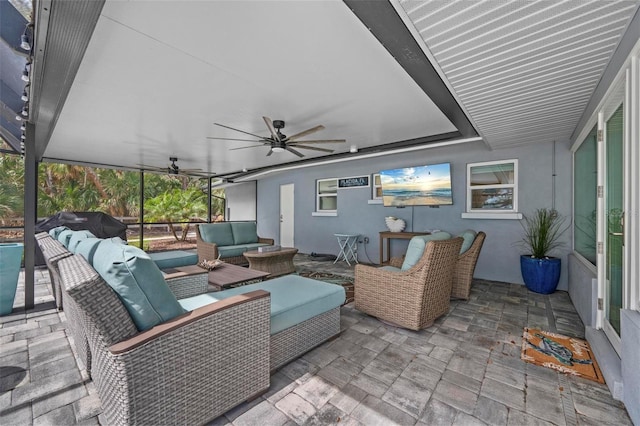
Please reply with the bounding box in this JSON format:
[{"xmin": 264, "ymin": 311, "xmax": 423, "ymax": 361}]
[
  {"xmin": 316, "ymin": 178, "xmax": 337, "ymax": 212},
  {"xmin": 372, "ymin": 173, "xmax": 382, "ymax": 200},
  {"xmin": 466, "ymin": 159, "xmax": 518, "ymax": 214}
]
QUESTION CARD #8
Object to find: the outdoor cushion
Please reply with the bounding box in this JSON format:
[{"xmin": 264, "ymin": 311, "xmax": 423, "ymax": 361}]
[
  {"xmin": 49, "ymin": 226, "xmax": 69, "ymax": 239},
  {"xmin": 92, "ymin": 242, "xmax": 185, "ymax": 331},
  {"xmin": 67, "ymin": 230, "xmax": 96, "ymax": 253},
  {"xmin": 401, "ymin": 231, "xmax": 452, "ymax": 271},
  {"xmin": 75, "ymin": 237, "xmax": 103, "ymax": 264},
  {"xmin": 380, "ymin": 266, "xmax": 401, "ymax": 272},
  {"xmin": 149, "ymin": 250, "xmax": 198, "ymax": 269},
  {"xmin": 57, "ymin": 229, "xmax": 75, "ymax": 248},
  {"xmin": 199, "ymin": 223, "xmax": 235, "ymax": 247},
  {"xmin": 179, "ymin": 275, "xmax": 345, "ymax": 334},
  {"xmin": 231, "ymin": 222, "xmax": 258, "ymax": 245},
  {"xmin": 458, "ymin": 229, "xmax": 477, "ymax": 254},
  {"xmin": 218, "ymin": 243, "xmax": 269, "ymax": 258}
]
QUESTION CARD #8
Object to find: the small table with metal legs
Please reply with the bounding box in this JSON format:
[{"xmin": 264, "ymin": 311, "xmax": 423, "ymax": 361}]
[{"xmin": 334, "ymin": 233, "xmax": 359, "ymax": 266}]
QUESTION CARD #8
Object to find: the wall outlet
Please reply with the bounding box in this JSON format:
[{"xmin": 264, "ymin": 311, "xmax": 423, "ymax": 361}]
[{"xmin": 364, "ymin": 236, "xmax": 369, "ymax": 244}]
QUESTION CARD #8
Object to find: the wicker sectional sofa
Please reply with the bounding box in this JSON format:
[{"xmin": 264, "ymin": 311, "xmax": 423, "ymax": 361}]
[
  {"xmin": 58, "ymin": 253, "xmax": 270, "ymax": 425},
  {"xmin": 196, "ymin": 221, "xmax": 274, "ymax": 264},
  {"xmin": 38, "ymin": 228, "xmax": 346, "ymax": 424}
]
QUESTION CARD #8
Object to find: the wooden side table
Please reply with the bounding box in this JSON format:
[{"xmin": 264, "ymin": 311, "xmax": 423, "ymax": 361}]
[{"xmin": 379, "ymin": 231, "xmax": 430, "ymax": 265}]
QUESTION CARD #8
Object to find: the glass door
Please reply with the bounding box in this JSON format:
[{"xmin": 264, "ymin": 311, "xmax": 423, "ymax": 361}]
[{"xmin": 604, "ymin": 104, "xmax": 624, "ymax": 348}]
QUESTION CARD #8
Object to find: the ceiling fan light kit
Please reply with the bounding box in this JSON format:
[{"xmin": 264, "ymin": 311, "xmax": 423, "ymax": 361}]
[{"xmin": 208, "ymin": 116, "xmax": 346, "ymax": 158}]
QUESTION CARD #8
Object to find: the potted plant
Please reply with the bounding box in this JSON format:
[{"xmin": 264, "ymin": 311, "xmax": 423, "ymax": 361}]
[{"xmin": 519, "ymin": 208, "xmax": 567, "ymax": 294}]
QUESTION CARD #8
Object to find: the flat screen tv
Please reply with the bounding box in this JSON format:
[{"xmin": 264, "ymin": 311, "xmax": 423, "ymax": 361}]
[{"xmin": 379, "ymin": 163, "xmax": 453, "ymax": 207}]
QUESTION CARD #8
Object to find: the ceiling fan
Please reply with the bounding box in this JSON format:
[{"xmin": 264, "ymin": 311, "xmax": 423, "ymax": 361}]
[
  {"xmin": 207, "ymin": 116, "xmax": 346, "ymax": 158},
  {"xmin": 136, "ymin": 157, "xmax": 203, "ymax": 176}
]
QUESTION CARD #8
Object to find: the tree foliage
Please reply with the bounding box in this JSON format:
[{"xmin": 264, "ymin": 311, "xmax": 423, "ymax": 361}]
[
  {"xmin": 0, "ymin": 152, "xmax": 224, "ymax": 234},
  {"xmin": 145, "ymin": 187, "xmax": 208, "ymax": 241}
]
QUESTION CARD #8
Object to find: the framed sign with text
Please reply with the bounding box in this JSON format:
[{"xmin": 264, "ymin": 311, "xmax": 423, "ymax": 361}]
[{"xmin": 338, "ymin": 175, "xmax": 369, "ymax": 189}]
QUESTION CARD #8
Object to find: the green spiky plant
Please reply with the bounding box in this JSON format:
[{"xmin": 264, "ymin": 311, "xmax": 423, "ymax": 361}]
[{"xmin": 521, "ymin": 208, "xmax": 567, "ymax": 259}]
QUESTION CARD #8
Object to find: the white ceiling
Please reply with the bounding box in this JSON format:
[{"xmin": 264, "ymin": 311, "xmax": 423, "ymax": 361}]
[
  {"xmin": 42, "ymin": 0, "xmax": 456, "ymax": 176},
  {"xmin": 35, "ymin": 0, "xmax": 640, "ymax": 177}
]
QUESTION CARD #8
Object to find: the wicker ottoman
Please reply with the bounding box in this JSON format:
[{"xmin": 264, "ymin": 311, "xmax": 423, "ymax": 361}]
[{"xmin": 179, "ymin": 274, "xmax": 345, "ymax": 370}]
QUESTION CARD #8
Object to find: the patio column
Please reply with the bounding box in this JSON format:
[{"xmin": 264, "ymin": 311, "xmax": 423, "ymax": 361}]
[{"xmin": 23, "ymin": 123, "xmax": 37, "ymax": 309}]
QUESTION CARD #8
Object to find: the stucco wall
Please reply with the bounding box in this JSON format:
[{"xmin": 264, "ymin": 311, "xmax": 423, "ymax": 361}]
[
  {"xmin": 256, "ymin": 139, "xmax": 572, "ymax": 289},
  {"xmin": 567, "ymin": 253, "xmax": 597, "ymax": 327}
]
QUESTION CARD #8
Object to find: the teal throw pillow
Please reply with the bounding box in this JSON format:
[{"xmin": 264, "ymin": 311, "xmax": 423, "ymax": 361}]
[
  {"xmin": 458, "ymin": 230, "xmax": 477, "ymax": 254},
  {"xmin": 57, "ymin": 229, "xmax": 75, "ymax": 248},
  {"xmin": 92, "ymin": 242, "xmax": 186, "ymax": 331},
  {"xmin": 401, "ymin": 231, "xmax": 452, "ymax": 271},
  {"xmin": 67, "ymin": 230, "xmax": 96, "ymax": 253},
  {"xmin": 231, "ymin": 222, "xmax": 258, "ymax": 245},
  {"xmin": 74, "ymin": 237, "xmax": 103, "ymax": 265},
  {"xmin": 49, "ymin": 226, "xmax": 69, "ymax": 239}
]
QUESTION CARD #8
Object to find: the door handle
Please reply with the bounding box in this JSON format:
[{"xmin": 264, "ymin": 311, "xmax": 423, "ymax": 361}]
[{"xmin": 609, "ymin": 232, "xmax": 623, "ymax": 236}]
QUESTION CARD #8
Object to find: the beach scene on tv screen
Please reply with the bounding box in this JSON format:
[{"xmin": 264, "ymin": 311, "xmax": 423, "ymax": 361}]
[{"xmin": 380, "ymin": 163, "xmax": 453, "ymax": 206}]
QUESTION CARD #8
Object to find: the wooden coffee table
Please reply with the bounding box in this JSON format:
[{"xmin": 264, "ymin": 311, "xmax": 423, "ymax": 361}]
[
  {"xmin": 208, "ymin": 262, "xmax": 269, "ymax": 289},
  {"xmin": 243, "ymin": 247, "xmax": 298, "ymax": 277}
]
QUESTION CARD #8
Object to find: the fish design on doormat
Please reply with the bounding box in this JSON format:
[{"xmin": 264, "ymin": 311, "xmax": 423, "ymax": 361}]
[{"xmin": 527, "ymin": 333, "xmax": 592, "ymax": 366}]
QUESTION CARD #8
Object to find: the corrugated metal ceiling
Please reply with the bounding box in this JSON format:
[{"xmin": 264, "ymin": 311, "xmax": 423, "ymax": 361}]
[{"xmin": 398, "ymin": 0, "xmax": 640, "ymax": 148}]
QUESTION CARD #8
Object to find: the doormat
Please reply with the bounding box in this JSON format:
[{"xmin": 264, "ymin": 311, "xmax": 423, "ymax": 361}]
[
  {"xmin": 521, "ymin": 328, "xmax": 604, "ymax": 384},
  {"xmin": 298, "ymin": 271, "xmax": 354, "ymax": 305}
]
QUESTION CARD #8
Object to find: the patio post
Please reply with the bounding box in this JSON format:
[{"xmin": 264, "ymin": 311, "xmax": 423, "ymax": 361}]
[{"xmin": 23, "ymin": 123, "xmax": 37, "ymax": 309}]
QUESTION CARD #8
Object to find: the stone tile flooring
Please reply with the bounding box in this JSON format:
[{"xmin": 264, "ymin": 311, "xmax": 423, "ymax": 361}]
[{"xmin": 0, "ymin": 256, "xmax": 632, "ymax": 425}]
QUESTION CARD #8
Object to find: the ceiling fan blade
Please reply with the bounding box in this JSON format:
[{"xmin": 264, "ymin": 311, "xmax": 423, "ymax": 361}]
[
  {"xmin": 285, "ymin": 146, "xmax": 305, "ymax": 158},
  {"xmin": 207, "ymin": 137, "xmax": 265, "ymax": 143},
  {"xmin": 291, "ymin": 145, "xmax": 334, "ymax": 153},
  {"xmin": 178, "ymin": 168, "xmax": 203, "ymax": 172},
  {"xmin": 213, "ymin": 122, "xmax": 267, "ymax": 140},
  {"xmin": 288, "ymin": 139, "xmax": 346, "ymax": 145},
  {"xmin": 229, "ymin": 144, "xmax": 269, "ymax": 151},
  {"xmin": 136, "ymin": 163, "xmax": 168, "ymax": 171},
  {"xmin": 178, "ymin": 170, "xmax": 208, "ymax": 177},
  {"xmin": 263, "ymin": 116, "xmax": 280, "ymax": 142},
  {"xmin": 284, "ymin": 125, "xmax": 325, "ymax": 142}
]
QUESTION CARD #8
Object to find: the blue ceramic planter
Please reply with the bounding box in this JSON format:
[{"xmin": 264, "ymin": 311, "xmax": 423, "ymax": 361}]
[
  {"xmin": 520, "ymin": 255, "xmax": 561, "ymax": 294},
  {"xmin": 0, "ymin": 243, "xmax": 23, "ymax": 315}
]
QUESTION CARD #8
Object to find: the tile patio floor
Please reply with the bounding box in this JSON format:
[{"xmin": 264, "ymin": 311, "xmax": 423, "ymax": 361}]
[{"xmin": 0, "ymin": 254, "xmax": 632, "ymax": 425}]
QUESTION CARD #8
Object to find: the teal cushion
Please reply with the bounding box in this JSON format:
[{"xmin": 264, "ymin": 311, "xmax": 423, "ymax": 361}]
[
  {"xmin": 179, "ymin": 275, "xmax": 345, "ymax": 334},
  {"xmin": 199, "ymin": 223, "xmax": 234, "ymax": 246},
  {"xmin": 106, "ymin": 236, "xmax": 127, "ymax": 245},
  {"xmin": 231, "ymin": 222, "xmax": 258, "ymax": 245},
  {"xmin": 92, "ymin": 242, "xmax": 186, "ymax": 331},
  {"xmin": 67, "ymin": 230, "xmax": 96, "ymax": 253},
  {"xmin": 75, "ymin": 238, "xmax": 102, "ymax": 264},
  {"xmin": 458, "ymin": 230, "xmax": 477, "ymax": 254},
  {"xmin": 380, "ymin": 265, "xmax": 401, "ymax": 272},
  {"xmin": 149, "ymin": 250, "xmax": 198, "ymax": 269},
  {"xmin": 49, "ymin": 226, "xmax": 69, "ymax": 239},
  {"xmin": 57, "ymin": 229, "xmax": 75, "ymax": 248},
  {"xmin": 401, "ymin": 231, "xmax": 452, "ymax": 271},
  {"xmin": 218, "ymin": 243, "xmax": 269, "ymax": 258}
]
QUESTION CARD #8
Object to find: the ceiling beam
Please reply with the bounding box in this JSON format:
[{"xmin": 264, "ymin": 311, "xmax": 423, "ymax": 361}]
[
  {"xmin": 30, "ymin": 0, "xmax": 105, "ymax": 160},
  {"xmin": 343, "ymin": 0, "xmax": 478, "ymax": 138}
]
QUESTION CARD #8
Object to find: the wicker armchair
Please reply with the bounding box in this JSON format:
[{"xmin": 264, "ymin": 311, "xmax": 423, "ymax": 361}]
[
  {"xmin": 354, "ymin": 237, "xmax": 463, "ymax": 330},
  {"xmin": 451, "ymin": 231, "xmax": 486, "ymax": 300},
  {"xmin": 58, "ymin": 254, "xmax": 271, "ymax": 425},
  {"xmin": 195, "ymin": 224, "xmax": 274, "ymax": 265}
]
